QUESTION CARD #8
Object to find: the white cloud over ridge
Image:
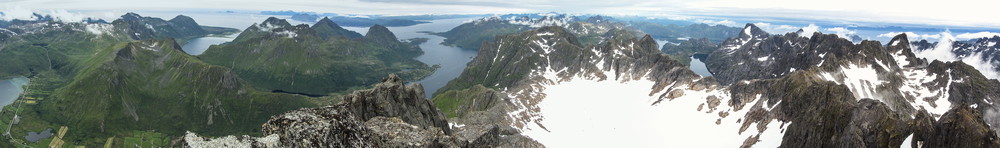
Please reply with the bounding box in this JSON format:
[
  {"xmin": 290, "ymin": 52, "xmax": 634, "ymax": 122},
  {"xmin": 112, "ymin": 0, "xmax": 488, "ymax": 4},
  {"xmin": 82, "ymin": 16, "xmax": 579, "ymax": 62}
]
[
  {"xmin": 48, "ymin": 9, "xmax": 87, "ymax": 22},
  {"xmin": 1, "ymin": 6, "xmax": 90, "ymax": 22},
  {"xmin": 911, "ymin": 31, "xmax": 1000, "ymax": 79}
]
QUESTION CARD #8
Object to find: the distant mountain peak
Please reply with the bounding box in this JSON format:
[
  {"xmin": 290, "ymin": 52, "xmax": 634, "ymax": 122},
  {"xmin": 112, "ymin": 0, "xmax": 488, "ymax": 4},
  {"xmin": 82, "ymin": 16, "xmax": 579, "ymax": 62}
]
[
  {"xmin": 120, "ymin": 12, "xmax": 144, "ymax": 21},
  {"xmin": 739, "ymin": 23, "xmax": 768, "ymax": 39},
  {"xmin": 312, "ymin": 17, "xmax": 362, "ymax": 39},
  {"xmin": 888, "ymin": 33, "xmax": 910, "ymax": 47},
  {"xmin": 364, "ymin": 24, "xmax": 399, "ymax": 43},
  {"xmin": 260, "ymin": 17, "xmax": 292, "ymax": 30}
]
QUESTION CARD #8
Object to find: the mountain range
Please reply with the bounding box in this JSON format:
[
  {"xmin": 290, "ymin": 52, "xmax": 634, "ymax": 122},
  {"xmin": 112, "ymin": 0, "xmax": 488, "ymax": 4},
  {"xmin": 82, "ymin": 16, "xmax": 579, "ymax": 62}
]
[
  {"xmin": 0, "ymin": 12, "xmax": 432, "ymax": 147},
  {"xmin": 198, "ymin": 17, "xmax": 434, "ymax": 96}
]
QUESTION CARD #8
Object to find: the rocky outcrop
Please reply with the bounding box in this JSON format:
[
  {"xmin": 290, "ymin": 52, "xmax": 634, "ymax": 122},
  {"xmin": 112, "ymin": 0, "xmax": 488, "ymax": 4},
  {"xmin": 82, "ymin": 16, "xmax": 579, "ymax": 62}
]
[
  {"xmin": 913, "ymin": 105, "xmax": 1000, "ymax": 147},
  {"xmin": 183, "ymin": 132, "xmax": 281, "ymax": 148},
  {"xmin": 261, "ymin": 74, "xmax": 454, "ymax": 147},
  {"xmin": 341, "ymin": 75, "xmax": 451, "ymax": 134},
  {"xmin": 836, "ymin": 99, "xmax": 911, "ymax": 147},
  {"xmin": 184, "ymin": 74, "xmax": 523, "ymax": 147}
]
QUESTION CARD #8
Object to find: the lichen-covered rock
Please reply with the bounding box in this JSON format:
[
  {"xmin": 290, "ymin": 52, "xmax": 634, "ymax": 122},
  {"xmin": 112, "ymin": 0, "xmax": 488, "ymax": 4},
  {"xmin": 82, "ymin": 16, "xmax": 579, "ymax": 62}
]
[
  {"xmin": 182, "ymin": 132, "xmax": 281, "ymax": 148},
  {"xmin": 262, "ymin": 105, "xmax": 382, "ymax": 148},
  {"xmin": 364, "ymin": 117, "xmax": 463, "ymax": 148}
]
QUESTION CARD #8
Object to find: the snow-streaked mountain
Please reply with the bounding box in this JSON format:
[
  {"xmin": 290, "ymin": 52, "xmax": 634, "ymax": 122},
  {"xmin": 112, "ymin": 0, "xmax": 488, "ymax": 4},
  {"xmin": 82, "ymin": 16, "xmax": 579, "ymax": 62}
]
[{"xmin": 436, "ymin": 24, "xmax": 1000, "ymax": 147}]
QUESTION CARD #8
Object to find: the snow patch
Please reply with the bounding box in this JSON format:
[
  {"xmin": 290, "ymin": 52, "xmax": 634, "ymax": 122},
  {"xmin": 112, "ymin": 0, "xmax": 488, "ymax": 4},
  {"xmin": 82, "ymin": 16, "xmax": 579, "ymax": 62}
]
[
  {"xmin": 899, "ymin": 68, "xmax": 952, "ymax": 118},
  {"xmin": 85, "ymin": 24, "xmax": 113, "ymax": 35},
  {"xmin": 757, "ymin": 56, "xmax": 769, "ymax": 62},
  {"xmin": 275, "ymin": 30, "xmax": 297, "ymax": 38}
]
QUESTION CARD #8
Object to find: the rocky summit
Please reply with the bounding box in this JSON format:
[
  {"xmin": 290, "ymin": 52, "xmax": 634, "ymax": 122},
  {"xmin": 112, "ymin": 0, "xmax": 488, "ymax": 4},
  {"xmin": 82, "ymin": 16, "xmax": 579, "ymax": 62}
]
[{"xmin": 183, "ymin": 74, "xmax": 534, "ymax": 147}]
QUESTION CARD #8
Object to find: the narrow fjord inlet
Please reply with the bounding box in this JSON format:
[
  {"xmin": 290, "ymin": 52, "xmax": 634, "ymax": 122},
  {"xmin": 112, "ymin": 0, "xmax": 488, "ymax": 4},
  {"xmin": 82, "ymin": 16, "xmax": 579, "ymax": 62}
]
[{"xmin": 1, "ymin": 0, "xmax": 999, "ymax": 147}]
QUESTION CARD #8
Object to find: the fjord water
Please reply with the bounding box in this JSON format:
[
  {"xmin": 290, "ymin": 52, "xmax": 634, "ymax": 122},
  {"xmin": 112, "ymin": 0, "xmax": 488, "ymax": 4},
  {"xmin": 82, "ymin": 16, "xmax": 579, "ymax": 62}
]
[
  {"xmin": 169, "ymin": 11, "xmax": 475, "ymax": 98},
  {"xmin": 181, "ymin": 33, "xmax": 239, "ymax": 55},
  {"xmin": 344, "ymin": 18, "xmax": 478, "ymax": 98},
  {"xmin": 0, "ymin": 76, "xmax": 29, "ymax": 107}
]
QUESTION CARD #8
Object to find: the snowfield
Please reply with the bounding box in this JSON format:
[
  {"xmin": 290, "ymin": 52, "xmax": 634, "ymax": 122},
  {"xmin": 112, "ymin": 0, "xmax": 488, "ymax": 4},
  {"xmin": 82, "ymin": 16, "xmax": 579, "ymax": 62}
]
[{"xmin": 512, "ymin": 69, "xmax": 785, "ymax": 147}]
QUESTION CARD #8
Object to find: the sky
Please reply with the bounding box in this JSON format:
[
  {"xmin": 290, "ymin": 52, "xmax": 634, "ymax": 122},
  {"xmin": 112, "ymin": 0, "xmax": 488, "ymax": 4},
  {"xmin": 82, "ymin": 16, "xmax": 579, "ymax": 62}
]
[{"xmin": 2, "ymin": 0, "xmax": 1000, "ymax": 29}]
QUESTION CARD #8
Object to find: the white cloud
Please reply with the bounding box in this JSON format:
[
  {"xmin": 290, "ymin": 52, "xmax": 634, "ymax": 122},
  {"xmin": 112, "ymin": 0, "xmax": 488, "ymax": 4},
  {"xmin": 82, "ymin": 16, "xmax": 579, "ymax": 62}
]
[
  {"xmin": 955, "ymin": 32, "xmax": 1000, "ymax": 40},
  {"xmin": 798, "ymin": 24, "xmax": 820, "ymax": 37},
  {"xmin": 824, "ymin": 27, "xmax": 857, "ymax": 39},
  {"xmin": 825, "ymin": 27, "xmax": 855, "ymax": 35},
  {"xmin": 961, "ymin": 53, "xmax": 1000, "ymax": 79},
  {"xmin": 914, "ymin": 31, "xmax": 958, "ymax": 62},
  {"xmin": 1, "ymin": 6, "xmax": 37, "ymax": 21},
  {"xmin": 877, "ymin": 32, "xmax": 941, "ymax": 41},
  {"xmin": 753, "ymin": 22, "xmax": 799, "ymax": 34},
  {"xmin": 48, "ymin": 9, "xmax": 87, "ymax": 22}
]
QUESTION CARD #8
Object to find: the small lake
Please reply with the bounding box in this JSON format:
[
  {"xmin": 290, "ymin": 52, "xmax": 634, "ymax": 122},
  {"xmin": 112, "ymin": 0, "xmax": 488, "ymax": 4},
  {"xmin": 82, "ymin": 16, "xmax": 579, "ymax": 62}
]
[
  {"xmin": 24, "ymin": 128, "xmax": 52, "ymax": 142},
  {"xmin": 0, "ymin": 76, "xmax": 29, "ymax": 107},
  {"xmin": 689, "ymin": 55, "xmax": 713, "ymax": 77},
  {"xmin": 344, "ymin": 18, "xmax": 478, "ymax": 98}
]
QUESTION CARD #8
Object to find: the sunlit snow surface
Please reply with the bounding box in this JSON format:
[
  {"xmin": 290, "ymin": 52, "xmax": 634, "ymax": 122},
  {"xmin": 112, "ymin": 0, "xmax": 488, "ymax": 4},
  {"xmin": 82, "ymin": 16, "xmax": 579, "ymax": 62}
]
[{"xmin": 509, "ymin": 69, "xmax": 785, "ymax": 147}]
